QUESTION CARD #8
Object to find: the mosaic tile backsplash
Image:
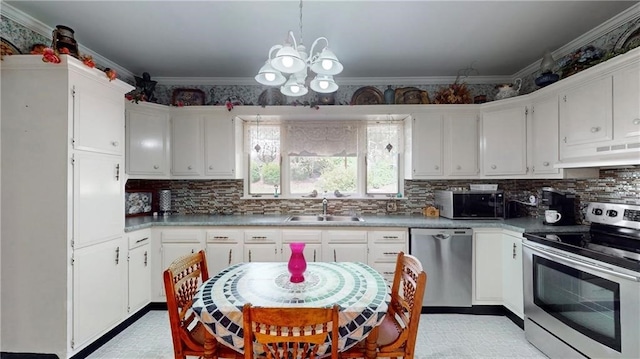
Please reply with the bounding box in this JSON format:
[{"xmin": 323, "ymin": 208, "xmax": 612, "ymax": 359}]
[{"xmin": 127, "ymin": 167, "xmax": 640, "ymax": 224}]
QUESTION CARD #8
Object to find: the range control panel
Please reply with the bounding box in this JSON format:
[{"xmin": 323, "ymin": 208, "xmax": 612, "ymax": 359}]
[{"xmin": 586, "ymin": 202, "xmax": 640, "ymax": 230}]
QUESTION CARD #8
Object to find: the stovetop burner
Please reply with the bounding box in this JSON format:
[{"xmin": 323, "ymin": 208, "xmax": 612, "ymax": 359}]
[{"xmin": 523, "ymin": 202, "xmax": 640, "ymax": 273}]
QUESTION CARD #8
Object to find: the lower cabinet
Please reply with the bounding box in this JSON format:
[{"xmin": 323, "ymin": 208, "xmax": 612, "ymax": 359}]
[
  {"xmin": 473, "ymin": 228, "xmax": 524, "ymax": 319},
  {"xmin": 244, "ymin": 229, "xmax": 281, "ymax": 262},
  {"xmin": 159, "ymin": 229, "xmax": 203, "ymax": 298},
  {"xmin": 323, "ymin": 229, "xmax": 368, "ymax": 262},
  {"xmin": 73, "ymin": 236, "xmax": 127, "ymax": 349},
  {"xmin": 473, "ymin": 229, "xmax": 503, "ymax": 304},
  {"xmin": 368, "ymin": 230, "xmax": 407, "ymax": 284},
  {"xmin": 282, "ymin": 229, "xmax": 323, "ymax": 262},
  {"xmin": 127, "ymin": 229, "xmax": 151, "ymax": 315},
  {"xmin": 502, "ymin": 231, "xmax": 524, "ymax": 318},
  {"xmin": 205, "ymin": 229, "xmax": 243, "ymax": 275}
]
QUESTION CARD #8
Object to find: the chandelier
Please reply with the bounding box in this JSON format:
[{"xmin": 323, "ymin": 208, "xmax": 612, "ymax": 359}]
[{"xmin": 255, "ymin": 0, "xmax": 343, "ymax": 97}]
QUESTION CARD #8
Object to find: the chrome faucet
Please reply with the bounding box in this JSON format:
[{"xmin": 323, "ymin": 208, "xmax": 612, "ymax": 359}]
[{"xmin": 322, "ymin": 196, "xmax": 328, "ymax": 216}]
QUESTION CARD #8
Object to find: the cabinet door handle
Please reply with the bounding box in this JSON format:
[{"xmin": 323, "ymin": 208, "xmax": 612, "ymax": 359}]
[
  {"xmin": 434, "ymin": 165, "xmax": 439, "ymax": 170},
  {"xmin": 187, "ymin": 165, "xmax": 193, "ymax": 170},
  {"xmin": 115, "ymin": 164, "xmax": 120, "ymax": 181},
  {"xmin": 633, "ymin": 118, "xmax": 640, "ymax": 125},
  {"xmin": 115, "ymin": 246, "xmax": 120, "ymax": 264},
  {"xmin": 590, "ymin": 126, "xmax": 601, "ymax": 133},
  {"xmin": 249, "ymin": 250, "xmax": 252, "ymax": 262},
  {"xmin": 214, "ymin": 236, "xmax": 230, "ymax": 240},
  {"xmin": 456, "ymin": 165, "xmax": 462, "ymax": 170},
  {"xmin": 333, "ymin": 249, "xmax": 337, "ymax": 262},
  {"xmin": 313, "ymin": 249, "xmax": 316, "ymax": 262},
  {"xmin": 111, "ymin": 141, "xmax": 119, "ymax": 147},
  {"xmin": 191, "ymin": 249, "xmax": 195, "ymax": 254},
  {"xmin": 513, "ymin": 243, "xmax": 517, "ymax": 259},
  {"xmin": 228, "ymin": 249, "xmax": 232, "ymax": 265},
  {"xmin": 209, "ymin": 165, "xmax": 214, "ymax": 170},
  {"xmin": 382, "ymin": 236, "xmax": 398, "ymax": 239},
  {"xmin": 153, "ymin": 165, "xmax": 159, "ymax": 169},
  {"xmin": 383, "ymin": 252, "xmax": 400, "ymax": 255},
  {"xmin": 251, "ymin": 236, "xmax": 267, "ymax": 240},
  {"xmin": 144, "ymin": 251, "xmax": 148, "ymax": 266},
  {"xmin": 543, "ymin": 161, "xmax": 550, "ymax": 167},
  {"xmin": 491, "ymin": 164, "xmax": 497, "ymax": 170},
  {"xmin": 135, "ymin": 237, "xmax": 149, "ymax": 244}
]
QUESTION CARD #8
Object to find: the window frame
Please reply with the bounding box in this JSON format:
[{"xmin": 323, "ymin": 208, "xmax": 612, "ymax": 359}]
[{"xmin": 243, "ymin": 120, "xmax": 404, "ymax": 199}]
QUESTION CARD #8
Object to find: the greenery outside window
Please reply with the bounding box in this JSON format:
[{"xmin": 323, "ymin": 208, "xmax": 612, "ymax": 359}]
[{"xmin": 247, "ymin": 124, "xmax": 280, "ymax": 195}]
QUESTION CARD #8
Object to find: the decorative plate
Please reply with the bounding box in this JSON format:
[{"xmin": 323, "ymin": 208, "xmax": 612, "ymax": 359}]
[
  {"xmin": 171, "ymin": 88, "xmax": 205, "ymax": 106},
  {"xmin": 394, "ymin": 87, "xmax": 430, "ymax": 104},
  {"xmin": 350, "ymin": 86, "xmax": 384, "ymax": 105},
  {"xmin": 125, "ymin": 189, "xmax": 157, "ymax": 217},
  {"xmin": 1, "ymin": 37, "xmax": 21, "ymax": 57},
  {"xmin": 258, "ymin": 88, "xmax": 286, "ymax": 106}
]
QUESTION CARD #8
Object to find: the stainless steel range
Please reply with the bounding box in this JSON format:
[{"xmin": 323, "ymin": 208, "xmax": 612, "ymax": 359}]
[{"xmin": 522, "ymin": 202, "xmax": 640, "ymax": 359}]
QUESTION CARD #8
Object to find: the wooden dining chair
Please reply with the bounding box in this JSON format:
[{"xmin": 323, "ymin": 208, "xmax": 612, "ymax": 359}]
[
  {"xmin": 242, "ymin": 303, "xmax": 340, "ymax": 359},
  {"xmin": 340, "ymin": 251, "xmax": 427, "ymax": 359},
  {"xmin": 163, "ymin": 250, "xmax": 242, "ymax": 359}
]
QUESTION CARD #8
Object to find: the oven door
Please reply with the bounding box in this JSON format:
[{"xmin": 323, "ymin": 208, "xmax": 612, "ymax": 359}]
[{"xmin": 523, "ymin": 240, "xmax": 640, "ymax": 359}]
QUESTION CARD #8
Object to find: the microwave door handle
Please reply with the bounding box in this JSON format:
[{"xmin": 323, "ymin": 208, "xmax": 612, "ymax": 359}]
[{"xmin": 522, "ymin": 242, "xmax": 640, "ymax": 282}]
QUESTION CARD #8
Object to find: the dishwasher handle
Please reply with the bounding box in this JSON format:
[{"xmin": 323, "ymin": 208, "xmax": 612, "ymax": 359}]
[{"xmin": 433, "ymin": 233, "xmax": 451, "ymax": 240}]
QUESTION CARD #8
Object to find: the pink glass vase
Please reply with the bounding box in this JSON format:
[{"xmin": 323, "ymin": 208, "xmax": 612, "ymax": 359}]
[{"xmin": 288, "ymin": 242, "xmax": 307, "ymax": 283}]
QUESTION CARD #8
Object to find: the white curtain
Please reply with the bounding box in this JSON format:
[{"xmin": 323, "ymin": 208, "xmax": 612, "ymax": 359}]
[{"xmin": 285, "ymin": 122, "xmax": 358, "ymax": 156}]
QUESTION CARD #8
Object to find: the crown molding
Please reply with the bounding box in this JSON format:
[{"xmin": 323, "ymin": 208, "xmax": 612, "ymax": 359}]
[
  {"xmin": 155, "ymin": 75, "xmax": 513, "ymax": 87},
  {"xmin": 513, "ymin": 2, "xmax": 640, "ymax": 80},
  {"xmin": 1, "ymin": 2, "xmax": 135, "ymax": 81}
]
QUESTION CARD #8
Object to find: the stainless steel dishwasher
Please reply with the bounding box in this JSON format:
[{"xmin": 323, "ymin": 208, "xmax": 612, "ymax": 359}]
[{"xmin": 409, "ymin": 228, "xmax": 473, "ymax": 307}]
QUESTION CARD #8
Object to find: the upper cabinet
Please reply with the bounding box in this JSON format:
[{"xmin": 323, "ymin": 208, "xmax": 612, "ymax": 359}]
[
  {"xmin": 556, "ymin": 47, "xmax": 640, "ymax": 165},
  {"xmin": 529, "ymin": 94, "xmax": 561, "ymax": 176},
  {"xmin": 125, "ymin": 102, "xmax": 170, "ymax": 178},
  {"xmin": 125, "ymin": 104, "xmax": 243, "ymax": 179},
  {"xmin": 481, "ymin": 100, "xmax": 528, "ymax": 176},
  {"xmin": 405, "ymin": 106, "xmax": 479, "ymax": 179}
]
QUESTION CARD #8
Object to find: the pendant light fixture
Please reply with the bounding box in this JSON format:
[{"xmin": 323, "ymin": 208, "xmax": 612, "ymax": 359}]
[{"xmin": 255, "ymin": 0, "xmax": 343, "ymax": 97}]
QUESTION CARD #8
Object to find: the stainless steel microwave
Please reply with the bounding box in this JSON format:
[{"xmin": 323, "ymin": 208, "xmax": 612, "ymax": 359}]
[{"xmin": 434, "ymin": 190, "xmax": 505, "ymax": 219}]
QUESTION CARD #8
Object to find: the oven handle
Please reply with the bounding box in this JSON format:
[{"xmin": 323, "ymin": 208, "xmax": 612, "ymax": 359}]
[{"xmin": 522, "ymin": 242, "xmax": 640, "ymax": 282}]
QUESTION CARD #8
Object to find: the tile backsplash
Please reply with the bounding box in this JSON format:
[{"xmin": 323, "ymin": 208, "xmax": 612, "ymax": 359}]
[{"xmin": 127, "ymin": 167, "xmax": 639, "ymax": 224}]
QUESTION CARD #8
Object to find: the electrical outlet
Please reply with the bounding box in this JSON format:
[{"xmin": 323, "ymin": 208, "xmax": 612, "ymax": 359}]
[{"xmin": 386, "ymin": 201, "xmax": 397, "ymax": 212}]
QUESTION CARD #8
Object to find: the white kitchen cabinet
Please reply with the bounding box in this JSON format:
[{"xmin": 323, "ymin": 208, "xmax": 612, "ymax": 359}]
[
  {"xmin": 613, "ymin": 63, "xmax": 640, "ymax": 143},
  {"xmin": 73, "ymin": 151, "xmax": 124, "ymax": 248},
  {"xmin": 560, "ymin": 76, "xmax": 613, "ymax": 150},
  {"xmin": 446, "ymin": 111, "xmax": 479, "ymax": 176},
  {"xmin": 125, "ymin": 102, "xmax": 170, "ymax": 177},
  {"xmin": 323, "ymin": 230, "xmax": 368, "ymax": 263},
  {"xmin": 159, "ymin": 229, "xmax": 204, "ymax": 297},
  {"xmin": 127, "ymin": 229, "xmax": 151, "ymax": 315},
  {"xmin": 171, "ymin": 111, "xmax": 203, "ymax": 176},
  {"xmin": 481, "ymin": 103, "xmax": 528, "ymax": 176},
  {"xmin": 473, "ymin": 229, "xmax": 503, "ymax": 304},
  {"xmin": 1, "ymin": 55, "xmax": 133, "ymax": 358},
  {"xmin": 205, "ymin": 229, "xmax": 243, "ymax": 275},
  {"xmin": 529, "ymin": 95, "xmax": 561, "ymax": 176},
  {"xmin": 73, "ymin": 236, "xmax": 127, "ymax": 349},
  {"xmin": 368, "ymin": 229, "xmax": 407, "ymax": 284},
  {"xmin": 282, "ymin": 229, "xmax": 323, "ymax": 262},
  {"xmin": 409, "ymin": 113, "xmax": 444, "ymax": 177},
  {"xmin": 502, "ymin": 231, "xmax": 524, "ymax": 318},
  {"xmin": 244, "ymin": 229, "xmax": 282, "ymax": 262},
  {"xmin": 204, "ymin": 114, "xmax": 239, "ymax": 178}
]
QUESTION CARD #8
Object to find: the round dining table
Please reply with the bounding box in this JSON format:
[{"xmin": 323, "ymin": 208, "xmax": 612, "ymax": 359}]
[{"xmin": 192, "ymin": 261, "xmax": 390, "ymax": 358}]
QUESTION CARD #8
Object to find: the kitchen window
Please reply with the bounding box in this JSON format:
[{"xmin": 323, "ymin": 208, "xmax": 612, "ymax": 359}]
[{"xmin": 245, "ymin": 120, "xmax": 403, "ymax": 197}]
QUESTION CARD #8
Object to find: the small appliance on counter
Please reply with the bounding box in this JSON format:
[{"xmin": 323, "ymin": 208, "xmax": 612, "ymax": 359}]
[
  {"xmin": 540, "ymin": 187, "xmax": 575, "ymax": 225},
  {"xmin": 159, "ymin": 189, "xmax": 172, "ymax": 215}
]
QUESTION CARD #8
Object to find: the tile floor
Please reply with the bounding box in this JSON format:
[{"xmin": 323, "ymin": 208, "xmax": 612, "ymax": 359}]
[{"xmin": 86, "ymin": 310, "xmax": 547, "ymax": 358}]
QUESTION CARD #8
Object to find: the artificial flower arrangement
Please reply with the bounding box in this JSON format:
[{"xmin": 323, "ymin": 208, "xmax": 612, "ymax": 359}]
[{"xmin": 31, "ymin": 43, "xmax": 115, "ymax": 81}]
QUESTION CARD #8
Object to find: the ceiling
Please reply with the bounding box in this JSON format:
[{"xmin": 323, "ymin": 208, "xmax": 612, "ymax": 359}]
[{"xmin": 5, "ymin": 1, "xmax": 638, "ymax": 83}]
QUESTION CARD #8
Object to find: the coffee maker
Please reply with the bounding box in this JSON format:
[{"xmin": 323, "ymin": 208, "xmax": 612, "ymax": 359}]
[{"xmin": 541, "ymin": 187, "xmax": 576, "ymax": 225}]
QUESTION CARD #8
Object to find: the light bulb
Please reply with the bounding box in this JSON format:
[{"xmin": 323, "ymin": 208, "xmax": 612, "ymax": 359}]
[
  {"xmin": 319, "ymin": 80, "xmax": 329, "ymax": 90},
  {"xmin": 265, "ymin": 73, "xmax": 276, "ymax": 82},
  {"xmin": 282, "ymin": 56, "xmax": 294, "ymax": 68},
  {"xmin": 290, "ymin": 85, "xmax": 300, "ymax": 93},
  {"xmin": 321, "ymin": 59, "xmax": 333, "ymax": 70}
]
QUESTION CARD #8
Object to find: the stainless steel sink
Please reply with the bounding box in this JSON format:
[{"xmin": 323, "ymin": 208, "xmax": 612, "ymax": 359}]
[{"xmin": 286, "ymin": 215, "xmax": 363, "ymax": 222}]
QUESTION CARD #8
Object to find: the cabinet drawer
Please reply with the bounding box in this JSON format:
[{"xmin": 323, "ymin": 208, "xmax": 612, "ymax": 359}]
[
  {"xmin": 371, "ymin": 262, "xmax": 396, "ymax": 285},
  {"xmin": 128, "ymin": 229, "xmax": 151, "ymax": 249},
  {"xmin": 282, "ymin": 229, "xmax": 322, "ymax": 243},
  {"xmin": 369, "ymin": 243, "xmax": 406, "ymax": 262},
  {"xmin": 244, "ymin": 229, "xmax": 280, "ymax": 243},
  {"xmin": 206, "ymin": 229, "xmax": 243, "ymax": 243},
  {"xmin": 369, "ymin": 230, "xmax": 407, "ymax": 242},
  {"xmin": 160, "ymin": 230, "xmax": 202, "ymax": 243},
  {"xmin": 325, "ymin": 230, "xmax": 367, "ymax": 243}
]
